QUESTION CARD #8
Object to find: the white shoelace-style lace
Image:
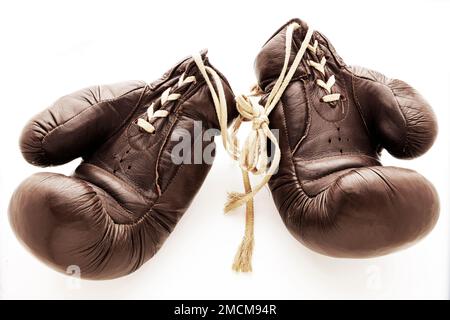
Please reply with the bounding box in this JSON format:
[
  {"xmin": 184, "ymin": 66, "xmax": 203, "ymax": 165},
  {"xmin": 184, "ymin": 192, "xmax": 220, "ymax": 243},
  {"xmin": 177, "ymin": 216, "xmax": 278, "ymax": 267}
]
[
  {"xmin": 137, "ymin": 74, "xmax": 196, "ymax": 133},
  {"xmin": 307, "ymin": 40, "xmax": 340, "ymax": 103}
]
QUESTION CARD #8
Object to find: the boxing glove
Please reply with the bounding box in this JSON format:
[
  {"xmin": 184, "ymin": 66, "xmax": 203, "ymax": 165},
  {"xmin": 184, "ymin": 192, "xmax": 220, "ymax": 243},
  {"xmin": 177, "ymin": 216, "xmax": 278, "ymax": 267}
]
[
  {"xmin": 9, "ymin": 52, "xmax": 236, "ymax": 279},
  {"xmin": 251, "ymin": 19, "xmax": 439, "ymax": 258}
]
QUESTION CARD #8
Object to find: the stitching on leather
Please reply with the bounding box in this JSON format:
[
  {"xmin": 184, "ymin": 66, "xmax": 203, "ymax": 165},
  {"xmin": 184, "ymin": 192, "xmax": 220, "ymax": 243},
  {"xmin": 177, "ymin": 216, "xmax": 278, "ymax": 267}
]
[
  {"xmin": 151, "ymin": 82, "xmax": 206, "ymax": 194},
  {"xmin": 125, "ymin": 78, "xmax": 205, "ymax": 153},
  {"xmin": 386, "ymin": 81, "xmax": 409, "ymax": 154},
  {"xmin": 82, "ymin": 162, "xmax": 151, "ymax": 202},
  {"xmin": 292, "ymin": 81, "xmax": 311, "ymax": 154},
  {"xmin": 363, "ymin": 76, "xmax": 408, "ymax": 153},
  {"xmin": 89, "ymin": 72, "xmax": 193, "ymax": 160},
  {"xmin": 153, "ymin": 111, "xmax": 178, "ymax": 195},
  {"xmin": 351, "ymin": 73, "xmax": 372, "ymax": 137},
  {"xmin": 111, "ymin": 79, "xmax": 206, "ymax": 202},
  {"xmin": 76, "ymin": 75, "xmax": 221, "ymax": 227},
  {"xmin": 129, "ymin": 108, "xmax": 175, "ymax": 154},
  {"xmin": 338, "ymin": 74, "xmax": 349, "ymax": 122},
  {"xmin": 174, "ymin": 79, "xmax": 206, "ymax": 118},
  {"xmin": 276, "ymin": 96, "xmax": 309, "ymax": 202},
  {"xmin": 105, "ymin": 83, "xmax": 149, "ymax": 142},
  {"xmin": 155, "ymin": 113, "xmax": 211, "ymax": 196},
  {"xmin": 299, "ymin": 161, "xmax": 378, "ymax": 184},
  {"xmin": 128, "ymin": 82, "xmax": 211, "ymax": 225},
  {"xmin": 309, "ymin": 73, "xmax": 348, "ymax": 124},
  {"xmin": 295, "ymin": 154, "xmax": 379, "ymax": 198},
  {"xmin": 88, "ymin": 84, "xmax": 151, "ymax": 174},
  {"xmin": 42, "ymin": 83, "xmax": 145, "ymax": 144},
  {"xmin": 278, "ymin": 99, "xmax": 292, "ymax": 152},
  {"xmin": 348, "ymin": 68, "xmax": 408, "ymax": 152},
  {"xmin": 311, "ymin": 167, "xmax": 356, "ymax": 197},
  {"xmin": 274, "ymin": 85, "xmax": 320, "ymax": 202},
  {"xmin": 94, "ymin": 155, "xmax": 156, "ymax": 200},
  {"xmin": 294, "ymin": 152, "xmax": 380, "ymax": 163},
  {"xmin": 72, "ymin": 172, "xmax": 138, "ymax": 223},
  {"xmin": 160, "ymin": 136, "xmax": 187, "ymax": 195},
  {"xmin": 41, "ymin": 83, "xmax": 146, "ymax": 159},
  {"xmin": 37, "ymin": 71, "xmax": 212, "ymax": 228},
  {"xmin": 131, "ymin": 140, "xmax": 202, "ymax": 227},
  {"xmin": 302, "ymin": 168, "xmax": 357, "ymax": 195}
]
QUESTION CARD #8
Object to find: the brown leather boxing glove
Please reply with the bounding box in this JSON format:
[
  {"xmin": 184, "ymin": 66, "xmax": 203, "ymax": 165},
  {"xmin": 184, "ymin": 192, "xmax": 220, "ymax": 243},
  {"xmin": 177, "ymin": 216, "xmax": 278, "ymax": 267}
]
[
  {"xmin": 9, "ymin": 52, "xmax": 237, "ymax": 279},
  {"xmin": 228, "ymin": 18, "xmax": 439, "ymax": 262}
]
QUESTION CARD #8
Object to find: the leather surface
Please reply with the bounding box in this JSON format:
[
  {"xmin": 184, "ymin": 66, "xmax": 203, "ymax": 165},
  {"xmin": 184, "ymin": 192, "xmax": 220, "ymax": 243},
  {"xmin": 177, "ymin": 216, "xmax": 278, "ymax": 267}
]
[
  {"xmin": 256, "ymin": 18, "xmax": 439, "ymax": 258},
  {"xmin": 9, "ymin": 53, "xmax": 237, "ymax": 279}
]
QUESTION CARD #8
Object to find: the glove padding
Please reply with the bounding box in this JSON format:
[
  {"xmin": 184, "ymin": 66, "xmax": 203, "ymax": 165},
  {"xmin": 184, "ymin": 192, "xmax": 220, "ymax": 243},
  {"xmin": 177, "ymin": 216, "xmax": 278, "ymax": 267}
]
[
  {"xmin": 9, "ymin": 53, "xmax": 236, "ymax": 279},
  {"xmin": 255, "ymin": 19, "xmax": 439, "ymax": 258}
]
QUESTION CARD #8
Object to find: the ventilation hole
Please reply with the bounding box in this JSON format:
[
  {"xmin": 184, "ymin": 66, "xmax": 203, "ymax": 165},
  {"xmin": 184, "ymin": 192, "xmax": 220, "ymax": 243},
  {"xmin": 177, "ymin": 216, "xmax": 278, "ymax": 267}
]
[
  {"xmin": 347, "ymin": 138, "xmax": 350, "ymax": 142},
  {"xmin": 337, "ymin": 127, "xmax": 340, "ymax": 131},
  {"xmin": 113, "ymin": 169, "xmax": 117, "ymax": 174},
  {"xmin": 328, "ymin": 138, "xmax": 331, "ymax": 143},
  {"xmin": 126, "ymin": 150, "xmax": 130, "ymax": 154},
  {"xmin": 119, "ymin": 159, "xmax": 123, "ymax": 163},
  {"xmin": 338, "ymin": 137, "xmax": 341, "ymax": 141},
  {"xmin": 340, "ymin": 149, "xmax": 343, "ymax": 154},
  {"xmin": 128, "ymin": 165, "xmax": 132, "ymax": 170}
]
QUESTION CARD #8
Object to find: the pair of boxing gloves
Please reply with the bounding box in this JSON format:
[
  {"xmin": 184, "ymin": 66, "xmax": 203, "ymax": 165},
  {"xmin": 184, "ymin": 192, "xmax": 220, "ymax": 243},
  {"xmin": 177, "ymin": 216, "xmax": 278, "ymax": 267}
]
[{"xmin": 9, "ymin": 18, "xmax": 439, "ymax": 279}]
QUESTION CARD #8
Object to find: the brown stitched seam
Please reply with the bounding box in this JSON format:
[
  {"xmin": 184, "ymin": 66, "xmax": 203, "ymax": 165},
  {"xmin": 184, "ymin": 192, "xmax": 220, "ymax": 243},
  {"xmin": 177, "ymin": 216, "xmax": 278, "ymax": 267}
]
[
  {"xmin": 154, "ymin": 113, "xmax": 177, "ymax": 196},
  {"xmin": 76, "ymin": 171, "xmax": 138, "ymax": 221},
  {"xmin": 309, "ymin": 75, "xmax": 349, "ymax": 124},
  {"xmin": 85, "ymin": 84, "xmax": 151, "ymax": 175},
  {"xmin": 301, "ymin": 165, "xmax": 370, "ymax": 184},
  {"xmin": 41, "ymin": 83, "xmax": 146, "ymax": 156},
  {"xmin": 294, "ymin": 153, "xmax": 380, "ymax": 163},
  {"xmin": 277, "ymin": 95, "xmax": 310, "ymax": 209},
  {"xmin": 351, "ymin": 74, "xmax": 372, "ymax": 137},
  {"xmin": 102, "ymin": 83, "xmax": 149, "ymax": 143},
  {"xmin": 79, "ymin": 162, "xmax": 152, "ymax": 205},
  {"xmin": 292, "ymin": 81, "xmax": 311, "ymax": 154},
  {"xmin": 130, "ymin": 116, "xmax": 211, "ymax": 226},
  {"xmin": 89, "ymin": 156, "xmax": 154, "ymax": 198},
  {"xmin": 386, "ymin": 81, "xmax": 409, "ymax": 153},
  {"xmin": 350, "ymin": 70, "xmax": 408, "ymax": 148},
  {"xmin": 154, "ymin": 102, "xmax": 211, "ymax": 197},
  {"xmin": 301, "ymin": 168, "xmax": 357, "ymax": 196},
  {"xmin": 152, "ymin": 81, "xmax": 205, "ymax": 195},
  {"xmin": 160, "ymin": 147, "xmax": 186, "ymax": 197}
]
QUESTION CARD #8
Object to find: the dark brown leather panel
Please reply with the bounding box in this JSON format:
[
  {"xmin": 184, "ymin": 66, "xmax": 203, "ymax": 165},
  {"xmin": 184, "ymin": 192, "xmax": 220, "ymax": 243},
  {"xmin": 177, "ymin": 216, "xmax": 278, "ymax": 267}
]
[
  {"xmin": 256, "ymin": 18, "xmax": 439, "ymax": 258},
  {"xmin": 9, "ymin": 54, "xmax": 237, "ymax": 279}
]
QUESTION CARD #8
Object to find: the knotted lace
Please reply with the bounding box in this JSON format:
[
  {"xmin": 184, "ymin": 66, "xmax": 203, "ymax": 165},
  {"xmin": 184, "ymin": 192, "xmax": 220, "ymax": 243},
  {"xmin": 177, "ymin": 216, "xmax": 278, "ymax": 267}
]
[
  {"xmin": 137, "ymin": 30, "xmax": 340, "ymax": 272},
  {"xmin": 224, "ymin": 22, "xmax": 341, "ymax": 272}
]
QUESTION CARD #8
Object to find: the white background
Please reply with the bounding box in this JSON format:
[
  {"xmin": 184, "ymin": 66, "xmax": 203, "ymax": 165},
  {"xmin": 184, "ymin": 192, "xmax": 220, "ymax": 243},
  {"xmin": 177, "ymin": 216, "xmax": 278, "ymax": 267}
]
[{"xmin": 0, "ymin": 0, "xmax": 449, "ymax": 299}]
